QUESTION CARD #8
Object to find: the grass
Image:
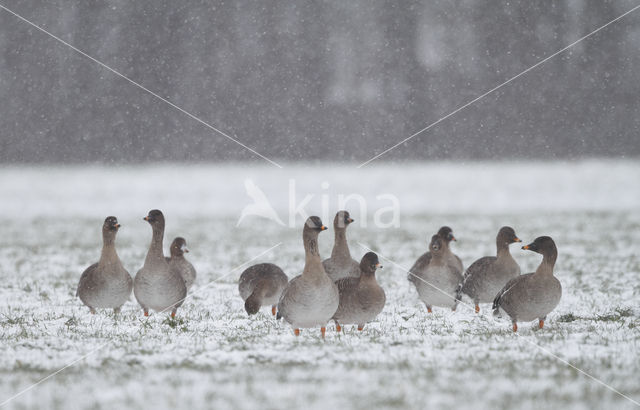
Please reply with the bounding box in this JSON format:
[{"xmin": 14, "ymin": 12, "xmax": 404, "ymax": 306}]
[{"xmin": 0, "ymin": 211, "xmax": 639, "ymax": 409}]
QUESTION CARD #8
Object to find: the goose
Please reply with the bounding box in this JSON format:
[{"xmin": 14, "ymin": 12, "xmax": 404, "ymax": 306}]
[
  {"xmin": 493, "ymin": 236, "xmax": 562, "ymax": 332},
  {"xmin": 239, "ymin": 263, "xmax": 288, "ymax": 316},
  {"xmin": 332, "ymin": 252, "xmax": 385, "ymax": 331},
  {"xmin": 77, "ymin": 216, "xmax": 132, "ymax": 314},
  {"xmin": 408, "ymin": 226, "xmax": 463, "ymax": 285},
  {"xmin": 166, "ymin": 237, "xmax": 197, "ymax": 291},
  {"xmin": 134, "ymin": 210, "xmax": 187, "ymax": 317},
  {"xmin": 411, "ymin": 235, "xmax": 464, "ymax": 312},
  {"xmin": 323, "ymin": 210, "xmax": 360, "ymax": 281},
  {"xmin": 277, "ymin": 216, "xmax": 339, "ymax": 338},
  {"xmin": 454, "ymin": 226, "xmax": 521, "ymax": 313}
]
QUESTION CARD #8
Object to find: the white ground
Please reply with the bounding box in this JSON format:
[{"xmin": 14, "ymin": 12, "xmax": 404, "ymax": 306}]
[{"xmin": 0, "ymin": 160, "xmax": 639, "ymax": 409}]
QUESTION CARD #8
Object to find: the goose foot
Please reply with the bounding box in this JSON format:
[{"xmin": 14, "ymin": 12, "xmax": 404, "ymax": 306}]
[{"xmin": 357, "ymin": 325, "xmax": 364, "ymax": 331}]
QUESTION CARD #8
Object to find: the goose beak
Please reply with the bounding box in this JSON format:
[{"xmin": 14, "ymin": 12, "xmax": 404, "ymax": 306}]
[
  {"xmin": 115, "ymin": 223, "xmax": 121, "ymax": 229},
  {"xmin": 376, "ymin": 263, "xmax": 383, "ymax": 269},
  {"xmin": 144, "ymin": 216, "xmax": 149, "ymax": 221},
  {"xmin": 514, "ymin": 237, "xmax": 522, "ymax": 243},
  {"xmin": 181, "ymin": 245, "xmax": 189, "ymax": 253},
  {"xmin": 321, "ymin": 225, "xmax": 327, "ymax": 231},
  {"xmin": 522, "ymin": 245, "xmax": 530, "ymax": 250},
  {"xmin": 451, "ymin": 235, "xmax": 457, "ymax": 241},
  {"xmin": 347, "ymin": 218, "xmax": 354, "ymax": 223}
]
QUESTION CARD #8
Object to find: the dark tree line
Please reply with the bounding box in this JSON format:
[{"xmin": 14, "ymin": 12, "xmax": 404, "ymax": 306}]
[{"xmin": 1, "ymin": 0, "xmax": 639, "ymax": 163}]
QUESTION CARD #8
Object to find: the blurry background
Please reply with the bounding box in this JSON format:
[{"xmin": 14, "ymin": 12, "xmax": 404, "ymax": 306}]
[{"xmin": 1, "ymin": 0, "xmax": 639, "ymax": 164}]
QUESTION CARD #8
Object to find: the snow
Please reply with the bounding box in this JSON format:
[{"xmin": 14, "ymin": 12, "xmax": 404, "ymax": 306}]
[{"xmin": 0, "ymin": 160, "xmax": 639, "ymax": 409}]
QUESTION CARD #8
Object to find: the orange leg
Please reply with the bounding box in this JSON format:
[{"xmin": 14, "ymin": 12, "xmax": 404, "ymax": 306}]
[
  {"xmin": 427, "ymin": 307, "xmax": 432, "ymax": 313},
  {"xmin": 171, "ymin": 311, "xmax": 176, "ymax": 319},
  {"xmin": 512, "ymin": 322, "xmax": 518, "ymax": 332},
  {"xmin": 271, "ymin": 306, "xmax": 277, "ymax": 316},
  {"xmin": 144, "ymin": 309, "xmax": 149, "ymax": 317},
  {"xmin": 336, "ymin": 324, "xmax": 342, "ymax": 332},
  {"xmin": 539, "ymin": 319, "xmax": 544, "ymax": 329},
  {"xmin": 90, "ymin": 308, "xmax": 96, "ymax": 314},
  {"xmin": 357, "ymin": 325, "xmax": 364, "ymax": 331},
  {"xmin": 294, "ymin": 328, "xmax": 300, "ymax": 336},
  {"xmin": 475, "ymin": 304, "xmax": 480, "ymax": 314},
  {"xmin": 320, "ymin": 327, "xmax": 326, "ymax": 339}
]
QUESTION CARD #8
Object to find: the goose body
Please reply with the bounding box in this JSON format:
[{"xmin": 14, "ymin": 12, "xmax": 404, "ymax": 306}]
[
  {"xmin": 411, "ymin": 235, "xmax": 463, "ymax": 312},
  {"xmin": 493, "ymin": 236, "xmax": 562, "ymax": 331},
  {"xmin": 332, "ymin": 252, "xmax": 385, "ymax": 331},
  {"xmin": 408, "ymin": 226, "xmax": 463, "ymax": 284},
  {"xmin": 134, "ymin": 210, "xmax": 187, "ymax": 317},
  {"xmin": 166, "ymin": 237, "xmax": 197, "ymax": 290},
  {"xmin": 77, "ymin": 216, "xmax": 132, "ymax": 314},
  {"xmin": 239, "ymin": 263, "xmax": 288, "ymax": 315},
  {"xmin": 277, "ymin": 216, "xmax": 339, "ymax": 337},
  {"xmin": 455, "ymin": 226, "xmax": 521, "ymax": 312},
  {"xmin": 322, "ymin": 211, "xmax": 360, "ymax": 281}
]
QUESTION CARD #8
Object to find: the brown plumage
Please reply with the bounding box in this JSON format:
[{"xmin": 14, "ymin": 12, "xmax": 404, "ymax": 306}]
[
  {"xmin": 166, "ymin": 237, "xmax": 197, "ymax": 290},
  {"xmin": 239, "ymin": 263, "xmax": 288, "ymax": 316},
  {"xmin": 455, "ymin": 226, "xmax": 521, "ymax": 312},
  {"xmin": 134, "ymin": 210, "xmax": 187, "ymax": 317},
  {"xmin": 77, "ymin": 216, "xmax": 132, "ymax": 314},
  {"xmin": 408, "ymin": 226, "xmax": 463, "ymax": 285},
  {"xmin": 277, "ymin": 216, "xmax": 339, "ymax": 338},
  {"xmin": 411, "ymin": 235, "xmax": 464, "ymax": 312},
  {"xmin": 323, "ymin": 210, "xmax": 360, "ymax": 281},
  {"xmin": 332, "ymin": 252, "xmax": 385, "ymax": 331},
  {"xmin": 493, "ymin": 236, "xmax": 562, "ymax": 332}
]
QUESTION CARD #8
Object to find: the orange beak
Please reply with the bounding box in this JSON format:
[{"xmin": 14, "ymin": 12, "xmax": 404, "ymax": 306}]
[
  {"xmin": 451, "ymin": 236, "xmax": 457, "ymax": 241},
  {"xmin": 514, "ymin": 237, "xmax": 522, "ymax": 243},
  {"xmin": 347, "ymin": 218, "xmax": 354, "ymax": 223},
  {"xmin": 321, "ymin": 225, "xmax": 327, "ymax": 231},
  {"xmin": 522, "ymin": 245, "xmax": 530, "ymax": 250},
  {"xmin": 144, "ymin": 216, "xmax": 149, "ymax": 221},
  {"xmin": 115, "ymin": 224, "xmax": 121, "ymax": 228}
]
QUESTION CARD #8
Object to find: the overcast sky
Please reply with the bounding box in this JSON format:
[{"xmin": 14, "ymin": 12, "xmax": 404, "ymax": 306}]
[{"xmin": 1, "ymin": 0, "xmax": 639, "ymax": 163}]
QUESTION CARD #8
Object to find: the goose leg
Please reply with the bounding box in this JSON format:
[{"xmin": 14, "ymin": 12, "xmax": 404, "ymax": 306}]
[
  {"xmin": 475, "ymin": 304, "xmax": 480, "ymax": 314},
  {"xmin": 271, "ymin": 305, "xmax": 277, "ymax": 316},
  {"xmin": 512, "ymin": 322, "xmax": 518, "ymax": 332},
  {"xmin": 113, "ymin": 307, "xmax": 121, "ymax": 314},
  {"xmin": 294, "ymin": 328, "xmax": 300, "ymax": 336},
  {"xmin": 539, "ymin": 317, "xmax": 545, "ymax": 329},
  {"xmin": 320, "ymin": 327, "xmax": 326, "ymax": 339},
  {"xmin": 357, "ymin": 324, "xmax": 364, "ymax": 331},
  {"xmin": 334, "ymin": 320, "xmax": 341, "ymax": 332},
  {"xmin": 427, "ymin": 305, "xmax": 433, "ymax": 313},
  {"xmin": 89, "ymin": 307, "xmax": 96, "ymax": 314},
  {"xmin": 171, "ymin": 308, "xmax": 177, "ymax": 318},
  {"xmin": 143, "ymin": 308, "xmax": 149, "ymax": 317}
]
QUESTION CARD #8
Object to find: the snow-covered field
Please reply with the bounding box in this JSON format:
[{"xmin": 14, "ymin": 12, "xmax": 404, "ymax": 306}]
[{"xmin": 0, "ymin": 160, "xmax": 639, "ymax": 409}]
